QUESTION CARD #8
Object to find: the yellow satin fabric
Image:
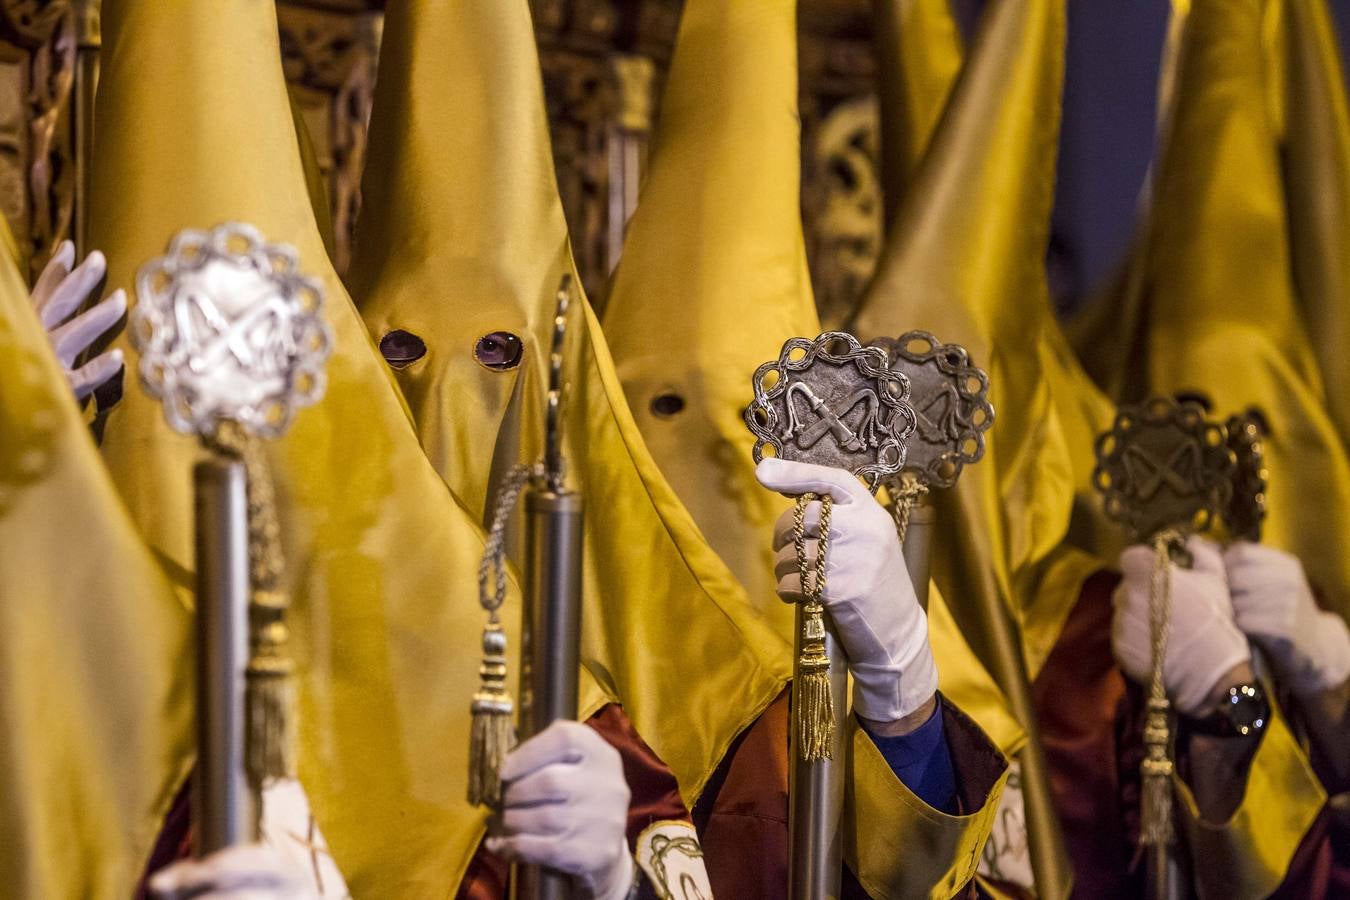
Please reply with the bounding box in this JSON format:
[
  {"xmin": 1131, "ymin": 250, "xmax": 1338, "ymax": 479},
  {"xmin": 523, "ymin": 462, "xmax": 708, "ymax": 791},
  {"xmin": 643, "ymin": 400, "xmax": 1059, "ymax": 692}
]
[
  {"xmin": 845, "ymin": 708, "xmax": 1010, "ymax": 899},
  {"xmin": 89, "ymin": 1, "xmax": 550, "ymax": 894},
  {"xmin": 856, "ymin": 0, "xmax": 1114, "ymax": 673},
  {"xmin": 290, "ymin": 97, "xmax": 336, "ymax": 263},
  {"xmin": 347, "ymin": 0, "xmax": 791, "ymax": 803},
  {"xmin": 1283, "ymin": 0, "xmax": 1350, "ymax": 449},
  {"xmin": 598, "ymin": 2, "xmax": 1019, "ymax": 887},
  {"xmin": 0, "ymin": 209, "xmax": 22, "ymax": 268},
  {"xmin": 1174, "ymin": 700, "xmax": 1325, "ymax": 899},
  {"xmin": 1121, "ymin": 0, "xmax": 1350, "ymax": 621},
  {"xmin": 853, "ymin": 2, "xmax": 1120, "ymax": 895},
  {"xmin": 929, "ymin": 583, "xmax": 1026, "ymax": 758},
  {"xmin": 873, "ymin": 0, "xmax": 965, "ymax": 228},
  {"xmin": 601, "ymin": 0, "xmax": 820, "ymax": 640},
  {"xmin": 0, "ymin": 219, "xmax": 192, "ymax": 897}
]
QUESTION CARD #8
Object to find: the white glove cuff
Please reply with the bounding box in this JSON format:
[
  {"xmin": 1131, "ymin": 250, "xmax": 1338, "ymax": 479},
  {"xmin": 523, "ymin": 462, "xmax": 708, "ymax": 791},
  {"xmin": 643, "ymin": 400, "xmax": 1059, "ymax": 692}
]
[
  {"xmin": 588, "ymin": 847, "xmax": 637, "ymax": 900},
  {"xmin": 1169, "ymin": 635, "xmax": 1252, "ymax": 716},
  {"xmin": 850, "ymin": 631, "xmax": 939, "ymax": 722},
  {"xmin": 1292, "ymin": 611, "xmax": 1350, "ymax": 696}
]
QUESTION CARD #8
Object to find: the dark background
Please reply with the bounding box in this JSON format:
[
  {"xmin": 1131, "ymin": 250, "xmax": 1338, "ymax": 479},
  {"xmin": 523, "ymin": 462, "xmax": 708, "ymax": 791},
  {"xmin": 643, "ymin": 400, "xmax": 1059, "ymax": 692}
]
[{"xmin": 1049, "ymin": 0, "xmax": 1350, "ymax": 311}]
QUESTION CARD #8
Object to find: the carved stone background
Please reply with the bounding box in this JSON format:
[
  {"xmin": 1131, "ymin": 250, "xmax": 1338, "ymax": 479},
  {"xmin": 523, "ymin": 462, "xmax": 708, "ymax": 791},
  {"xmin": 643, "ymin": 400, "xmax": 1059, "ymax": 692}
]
[
  {"xmin": 0, "ymin": 0, "xmax": 81, "ymax": 279},
  {"xmin": 0, "ymin": 0, "xmax": 882, "ymax": 320}
]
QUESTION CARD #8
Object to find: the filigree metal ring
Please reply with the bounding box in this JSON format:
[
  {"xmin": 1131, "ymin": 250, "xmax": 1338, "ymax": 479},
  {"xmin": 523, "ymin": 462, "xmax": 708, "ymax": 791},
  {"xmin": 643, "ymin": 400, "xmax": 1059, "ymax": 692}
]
[
  {"xmin": 870, "ymin": 330, "xmax": 994, "ymax": 490},
  {"xmin": 1092, "ymin": 396, "xmax": 1235, "ymax": 542},
  {"xmin": 1224, "ymin": 409, "xmax": 1269, "ymax": 543},
  {"xmin": 745, "ymin": 331, "xmax": 916, "ymax": 491},
  {"xmin": 131, "ymin": 222, "xmax": 332, "ymax": 439}
]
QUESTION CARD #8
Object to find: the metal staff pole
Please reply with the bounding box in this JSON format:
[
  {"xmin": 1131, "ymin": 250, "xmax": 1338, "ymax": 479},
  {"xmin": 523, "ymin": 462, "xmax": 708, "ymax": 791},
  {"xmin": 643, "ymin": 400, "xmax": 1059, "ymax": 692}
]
[
  {"xmin": 134, "ymin": 223, "xmax": 333, "ymax": 859},
  {"xmin": 192, "ymin": 456, "xmax": 256, "ymax": 853},
  {"xmin": 515, "ymin": 486, "xmax": 584, "ymax": 900},
  {"xmin": 1146, "ymin": 842, "xmax": 1185, "ymax": 900},
  {"xmin": 899, "ymin": 495, "xmax": 934, "ymax": 612},
  {"xmin": 1093, "ymin": 397, "xmax": 1239, "ymax": 900},
  {"xmin": 788, "ymin": 618, "xmax": 848, "ymax": 900},
  {"xmin": 514, "ymin": 277, "xmax": 585, "ymax": 900},
  {"xmin": 743, "ymin": 332, "xmax": 916, "ymax": 900}
]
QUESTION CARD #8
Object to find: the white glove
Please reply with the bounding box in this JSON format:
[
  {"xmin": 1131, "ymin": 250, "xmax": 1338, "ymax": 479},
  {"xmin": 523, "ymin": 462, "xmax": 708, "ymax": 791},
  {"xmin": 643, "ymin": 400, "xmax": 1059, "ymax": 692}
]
[
  {"xmin": 1224, "ymin": 541, "xmax": 1350, "ymax": 696},
  {"xmin": 30, "ymin": 240, "xmax": 126, "ymax": 400},
  {"xmin": 486, "ymin": 721, "xmax": 635, "ymax": 900},
  {"xmin": 756, "ymin": 457, "xmax": 938, "ymax": 723},
  {"xmin": 1112, "ymin": 536, "xmax": 1250, "ymax": 715},
  {"xmin": 148, "ymin": 844, "xmax": 317, "ymax": 900}
]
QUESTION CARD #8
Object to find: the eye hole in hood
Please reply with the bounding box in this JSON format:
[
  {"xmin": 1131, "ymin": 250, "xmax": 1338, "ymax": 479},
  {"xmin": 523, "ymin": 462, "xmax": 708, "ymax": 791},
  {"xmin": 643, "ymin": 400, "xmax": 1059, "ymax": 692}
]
[
  {"xmin": 379, "ymin": 329, "xmax": 428, "ymax": 369},
  {"xmin": 650, "ymin": 392, "xmax": 686, "ymax": 418},
  {"xmin": 474, "ymin": 331, "xmax": 524, "ymax": 371}
]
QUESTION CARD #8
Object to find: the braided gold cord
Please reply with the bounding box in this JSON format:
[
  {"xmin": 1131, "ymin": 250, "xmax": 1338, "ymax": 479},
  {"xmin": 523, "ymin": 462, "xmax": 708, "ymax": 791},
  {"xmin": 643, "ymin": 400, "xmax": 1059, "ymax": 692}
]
[
  {"xmin": 1148, "ymin": 531, "xmax": 1178, "ymax": 706},
  {"xmin": 468, "ymin": 463, "xmax": 540, "ymax": 807},
  {"xmin": 1141, "ymin": 528, "xmax": 1182, "ymax": 847},
  {"xmin": 210, "ymin": 422, "xmax": 284, "ymax": 591},
  {"xmin": 793, "ymin": 492, "xmax": 835, "ymax": 761},
  {"xmin": 207, "ymin": 420, "xmax": 295, "ymax": 810},
  {"xmin": 793, "ymin": 492, "xmax": 832, "ymax": 604},
  {"xmin": 889, "ymin": 472, "xmax": 928, "ymax": 545},
  {"xmin": 478, "ymin": 464, "xmax": 540, "ymax": 619}
]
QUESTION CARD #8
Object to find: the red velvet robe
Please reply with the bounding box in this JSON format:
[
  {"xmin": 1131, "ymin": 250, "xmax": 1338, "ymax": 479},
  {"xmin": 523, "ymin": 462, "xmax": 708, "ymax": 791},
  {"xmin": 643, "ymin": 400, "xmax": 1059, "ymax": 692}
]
[{"xmin": 139, "ymin": 693, "xmax": 1003, "ymax": 899}]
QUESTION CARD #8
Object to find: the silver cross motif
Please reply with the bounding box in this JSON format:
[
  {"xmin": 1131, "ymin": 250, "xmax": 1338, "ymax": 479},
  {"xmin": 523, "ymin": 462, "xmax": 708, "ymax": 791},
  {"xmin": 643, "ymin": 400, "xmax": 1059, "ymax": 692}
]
[
  {"xmin": 745, "ymin": 331, "xmax": 916, "ymax": 490},
  {"xmin": 132, "ymin": 223, "xmax": 332, "ymax": 439}
]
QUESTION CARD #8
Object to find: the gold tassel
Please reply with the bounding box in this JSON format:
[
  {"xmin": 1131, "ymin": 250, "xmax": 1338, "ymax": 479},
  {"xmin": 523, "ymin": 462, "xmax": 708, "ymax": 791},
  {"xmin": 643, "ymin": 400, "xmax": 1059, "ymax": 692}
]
[
  {"xmin": 1140, "ymin": 529, "xmax": 1181, "ymax": 847},
  {"xmin": 1141, "ymin": 695, "xmax": 1174, "ymax": 847},
  {"xmin": 468, "ymin": 621, "xmax": 515, "ymax": 807},
  {"xmin": 211, "ymin": 422, "xmax": 296, "ymax": 789},
  {"xmin": 244, "ymin": 589, "xmax": 296, "ymax": 785},
  {"xmin": 468, "ymin": 465, "xmax": 534, "ymax": 806},
  {"xmin": 794, "ymin": 492, "xmax": 835, "ymax": 761},
  {"xmin": 797, "ymin": 599, "xmax": 835, "ymax": 761}
]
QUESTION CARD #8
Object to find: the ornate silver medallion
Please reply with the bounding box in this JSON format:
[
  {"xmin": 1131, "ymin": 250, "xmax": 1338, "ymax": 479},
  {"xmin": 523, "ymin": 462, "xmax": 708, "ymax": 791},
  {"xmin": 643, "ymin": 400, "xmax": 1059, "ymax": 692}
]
[
  {"xmin": 870, "ymin": 331, "xmax": 993, "ymax": 490},
  {"xmin": 131, "ymin": 222, "xmax": 332, "ymax": 439},
  {"xmin": 1092, "ymin": 396, "xmax": 1235, "ymax": 543},
  {"xmin": 745, "ymin": 331, "xmax": 916, "ymax": 490}
]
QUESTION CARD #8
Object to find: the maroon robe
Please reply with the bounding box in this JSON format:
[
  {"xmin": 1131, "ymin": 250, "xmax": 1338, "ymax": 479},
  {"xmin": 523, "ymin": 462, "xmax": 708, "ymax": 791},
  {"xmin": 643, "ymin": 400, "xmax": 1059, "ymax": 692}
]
[{"xmin": 140, "ymin": 695, "xmax": 1005, "ymax": 899}]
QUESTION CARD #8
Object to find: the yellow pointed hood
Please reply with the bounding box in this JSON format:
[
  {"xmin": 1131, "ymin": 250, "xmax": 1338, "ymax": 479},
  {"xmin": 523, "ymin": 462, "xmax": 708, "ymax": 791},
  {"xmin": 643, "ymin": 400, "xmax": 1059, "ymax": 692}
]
[
  {"xmin": 1283, "ymin": 0, "xmax": 1350, "ymax": 449},
  {"xmin": 874, "ymin": 0, "xmax": 965, "ymax": 225},
  {"xmin": 0, "ymin": 219, "xmax": 191, "ymax": 897},
  {"xmin": 855, "ymin": 0, "xmax": 1111, "ymax": 673},
  {"xmin": 600, "ymin": 0, "xmax": 819, "ymax": 637},
  {"xmin": 852, "ymin": 3, "xmax": 1107, "ymax": 895},
  {"xmin": 90, "ymin": 1, "xmax": 532, "ymax": 894},
  {"xmin": 1125, "ymin": 0, "xmax": 1350, "ymax": 618},
  {"xmin": 348, "ymin": 0, "xmax": 791, "ymax": 801}
]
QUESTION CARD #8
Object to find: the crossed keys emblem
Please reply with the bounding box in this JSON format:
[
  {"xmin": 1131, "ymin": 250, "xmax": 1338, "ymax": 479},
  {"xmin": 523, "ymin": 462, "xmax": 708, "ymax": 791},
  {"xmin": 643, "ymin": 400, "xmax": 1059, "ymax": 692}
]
[
  {"xmin": 782, "ymin": 381, "xmax": 884, "ymax": 452},
  {"xmin": 870, "ymin": 331, "xmax": 993, "ymax": 491},
  {"xmin": 132, "ymin": 223, "xmax": 332, "ymax": 439},
  {"xmin": 746, "ymin": 332, "xmax": 916, "ymax": 490},
  {"xmin": 1121, "ymin": 441, "xmax": 1205, "ymax": 501},
  {"xmin": 1093, "ymin": 396, "xmax": 1235, "ymax": 543}
]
